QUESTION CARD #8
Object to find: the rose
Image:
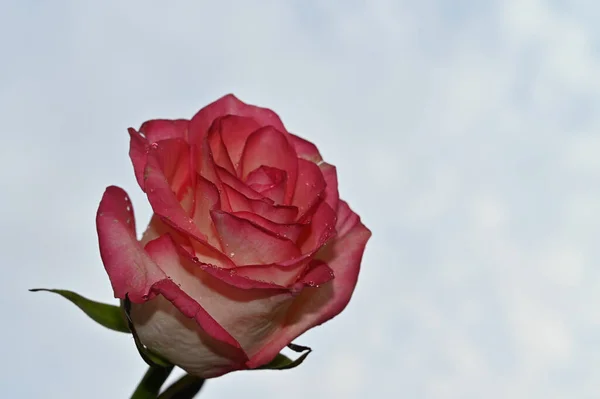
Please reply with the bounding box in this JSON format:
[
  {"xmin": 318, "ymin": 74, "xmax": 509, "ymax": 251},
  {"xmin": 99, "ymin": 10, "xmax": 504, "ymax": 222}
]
[{"xmin": 96, "ymin": 94, "xmax": 371, "ymax": 378}]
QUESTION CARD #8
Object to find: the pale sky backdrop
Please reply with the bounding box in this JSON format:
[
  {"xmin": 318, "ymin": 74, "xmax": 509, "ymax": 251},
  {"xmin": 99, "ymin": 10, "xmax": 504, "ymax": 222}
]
[{"xmin": 2, "ymin": 0, "xmax": 600, "ymax": 398}]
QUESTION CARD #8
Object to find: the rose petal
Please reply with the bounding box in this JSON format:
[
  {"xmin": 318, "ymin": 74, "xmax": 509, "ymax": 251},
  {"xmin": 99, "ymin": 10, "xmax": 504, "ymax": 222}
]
[
  {"xmin": 128, "ymin": 128, "xmax": 149, "ymax": 190},
  {"xmin": 209, "ymin": 115, "xmax": 262, "ymax": 175},
  {"xmin": 297, "ymin": 200, "xmax": 337, "ymax": 254},
  {"xmin": 96, "ymin": 186, "xmax": 165, "ymax": 303},
  {"xmin": 139, "ymin": 119, "xmax": 189, "ymax": 142},
  {"xmin": 230, "ymin": 211, "xmax": 304, "ymax": 243},
  {"xmin": 319, "ymin": 162, "xmax": 339, "ymax": 212},
  {"xmin": 288, "ymin": 133, "xmax": 323, "ymax": 163},
  {"xmin": 292, "ymin": 159, "xmax": 326, "ymax": 221},
  {"xmin": 246, "ymin": 201, "xmax": 371, "ymax": 368},
  {"xmin": 211, "ymin": 210, "xmax": 301, "ymax": 265},
  {"xmin": 188, "ymin": 94, "xmax": 286, "ymax": 144},
  {"xmin": 208, "ymin": 124, "xmax": 236, "ymax": 175},
  {"xmin": 143, "ymin": 148, "xmax": 233, "ymax": 268},
  {"xmin": 246, "ymin": 166, "xmax": 287, "ymax": 204},
  {"xmin": 146, "ymin": 235, "xmax": 294, "ymax": 359},
  {"xmin": 296, "ymin": 259, "xmax": 335, "ymax": 287},
  {"xmin": 151, "ymin": 138, "xmax": 192, "ymax": 198},
  {"xmin": 191, "ymin": 175, "xmax": 222, "ymax": 250},
  {"xmin": 222, "ymin": 183, "xmax": 298, "ymax": 224},
  {"xmin": 240, "ymin": 126, "xmax": 298, "ymax": 204}
]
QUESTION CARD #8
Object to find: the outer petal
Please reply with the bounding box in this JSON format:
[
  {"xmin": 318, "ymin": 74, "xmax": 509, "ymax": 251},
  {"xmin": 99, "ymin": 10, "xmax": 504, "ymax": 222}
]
[
  {"xmin": 188, "ymin": 94, "xmax": 286, "ymax": 143},
  {"xmin": 96, "ymin": 186, "xmax": 165, "ymax": 303},
  {"xmin": 139, "ymin": 119, "xmax": 189, "ymax": 142},
  {"xmin": 288, "ymin": 133, "xmax": 323, "ymax": 163},
  {"xmin": 139, "ymin": 236, "xmax": 295, "ymax": 362},
  {"xmin": 246, "ymin": 201, "xmax": 371, "ymax": 368},
  {"xmin": 128, "ymin": 128, "xmax": 149, "ymax": 190},
  {"xmin": 240, "ymin": 126, "xmax": 298, "ymax": 204}
]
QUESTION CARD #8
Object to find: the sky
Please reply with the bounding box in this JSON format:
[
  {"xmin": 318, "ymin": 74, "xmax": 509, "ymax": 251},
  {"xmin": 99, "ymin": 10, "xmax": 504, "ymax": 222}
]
[{"xmin": 2, "ymin": 0, "xmax": 600, "ymax": 398}]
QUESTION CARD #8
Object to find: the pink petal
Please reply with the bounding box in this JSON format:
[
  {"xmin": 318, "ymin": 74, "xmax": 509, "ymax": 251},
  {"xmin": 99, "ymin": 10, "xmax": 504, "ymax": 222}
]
[
  {"xmin": 209, "ymin": 115, "xmax": 262, "ymax": 175},
  {"xmin": 296, "ymin": 260, "xmax": 335, "ymax": 287},
  {"xmin": 320, "ymin": 162, "xmax": 339, "ymax": 212},
  {"xmin": 128, "ymin": 128, "xmax": 149, "ymax": 190},
  {"xmin": 288, "ymin": 133, "xmax": 323, "ymax": 163},
  {"xmin": 240, "ymin": 126, "xmax": 298, "ymax": 204},
  {"xmin": 246, "ymin": 202, "xmax": 371, "ymax": 368},
  {"xmin": 146, "ymin": 234, "xmax": 295, "ymax": 359},
  {"xmin": 150, "ymin": 138, "xmax": 192, "ymax": 198},
  {"xmin": 208, "ymin": 124, "xmax": 236, "ymax": 175},
  {"xmin": 188, "ymin": 94, "xmax": 286, "ymax": 143},
  {"xmin": 139, "ymin": 119, "xmax": 189, "ymax": 142},
  {"xmin": 216, "ymin": 165, "xmax": 264, "ymax": 201},
  {"xmin": 230, "ymin": 211, "xmax": 304, "ymax": 243},
  {"xmin": 246, "ymin": 166, "xmax": 287, "ymax": 204},
  {"xmin": 143, "ymin": 148, "xmax": 233, "ymax": 268},
  {"xmin": 191, "ymin": 175, "xmax": 222, "ymax": 250},
  {"xmin": 291, "ymin": 159, "xmax": 326, "ymax": 221},
  {"xmin": 222, "ymin": 183, "xmax": 298, "ymax": 224},
  {"xmin": 233, "ymin": 259, "xmax": 310, "ymax": 288},
  {"xmin": 96, "ymin": 186, "xmax": 165, "ymax": 303},
  {"xmin": 297, "ymin": 200, "xmax": 337, "ymax": 254},
  {"xmin": 211, "ymin": 210, "xmax": 301, "ymax": 265}
]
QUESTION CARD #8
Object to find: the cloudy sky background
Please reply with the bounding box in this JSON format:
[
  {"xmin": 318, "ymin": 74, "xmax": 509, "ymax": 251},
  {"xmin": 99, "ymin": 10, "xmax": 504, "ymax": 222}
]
[{"xmin": 3, "ymin": 0, "xmax": 600, "ymax": 397}]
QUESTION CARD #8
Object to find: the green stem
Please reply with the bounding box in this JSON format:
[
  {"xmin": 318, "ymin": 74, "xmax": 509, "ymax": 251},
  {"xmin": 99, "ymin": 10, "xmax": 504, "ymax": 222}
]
[
  {"xmin": 157, "ymin": 374, "xmax": 205, "ymax": 399},
  {"xmin": 130, "ymin": 365, "xmax": 174, "ymax": 399}
]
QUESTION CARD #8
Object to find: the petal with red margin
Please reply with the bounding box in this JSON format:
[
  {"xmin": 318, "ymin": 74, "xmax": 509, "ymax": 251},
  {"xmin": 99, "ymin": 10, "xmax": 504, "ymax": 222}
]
[
  {"xmin": 139, "ymin": 119, "xmax": 189, "ymax": 142},
  {"xmin": 240, "ymin": 127, "xmax": 298, "ymax": 204},
  {"xmin": 208, "ymin": 124, "xmax": 236, "ymax": 175},
  {"xmin": 246, "ymin": 166, "xmax": 287, "ymax": 204},
  {"xmin": 143, "ymin": 148, "xmax": 232, "ymax": 268},
  {"xmin": 211, "ymin": 210, "xmax": 301, "ymax": 265},
  {"xmin": 146, "ymin": 234, "xmax": 294, "ymax": 359},
  {"xmin": 216, "ymin": 166, "xmax": 265, "ymax": 201},
  {"xmin": 292, "ymin": 159, "xmax": 326, "ymax": 221},
  {"xmin": 297, "ymin": 200, "xmax": 337, "ymax": 254},
  {"xmin": 233, "ymin": 259, "xmax": 310, "ymax": 288},
  {"xmin": 188, "ymin": 94, "xmax": 286, "ymax": 143},
  {"xmin": 96, "ymin": 186, "xmax": 165, "ymax": 303},
  {"xmin": 150, "ymin": 138, "xmax": 191, "ymax": 199},
  {"xmin": 128, "ymin": 128, "xmax": 149, "ymax": 191},
  {"xmin": 295, "ymin": 259, "xmax": 335, "ymax": 287},
  {"xmin": 288, "ymin": 133, "xmax": 323, "ymax": 163},
  {"xmin": 246, "ymin": 201, "xmax": 371, "ymax": 368},
  {"xmin": 209, "ymin": 115, "xmax": 262, "ymax": 175},
  {"xmin": 319, "ymin": 162, "xmax": 339, "ymax": 213},
  {"xmin": 230, "ymin": 211, "xmax": 304, "ymax": 243},
  {"xmin": 222, "ymin": 183, "xmax": 298, "ymax": 224},
  {"xmin": 191, "ymin": 175, "xmax": 222, "ymax": 250}
]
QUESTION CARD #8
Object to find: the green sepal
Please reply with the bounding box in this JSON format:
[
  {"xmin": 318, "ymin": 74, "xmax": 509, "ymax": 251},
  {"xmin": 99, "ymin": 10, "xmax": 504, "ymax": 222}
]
[
  {"xmin": 29, "ymin": 288, "xmax": 130, "ymax": 333},
  {"xmin": 258, "ymin": 343, "xmax": 312, "ymax": 370},
  {"xmin": 123, "ymin": 295, "xmax": 172, "ymax": 368},
  {"xmin": 157, "ymin": 374, "xmax": 205, "ymax": 399}
]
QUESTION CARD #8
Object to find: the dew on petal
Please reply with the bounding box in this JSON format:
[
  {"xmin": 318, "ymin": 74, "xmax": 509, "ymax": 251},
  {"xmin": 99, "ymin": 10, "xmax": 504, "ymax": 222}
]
[
  {"xmin": 229, "ymin": 252, "xmax": 235, "ymax": 257},
  {"xmin": 150, "ymin": 142, "xmax": 159, "ymax": 150}
]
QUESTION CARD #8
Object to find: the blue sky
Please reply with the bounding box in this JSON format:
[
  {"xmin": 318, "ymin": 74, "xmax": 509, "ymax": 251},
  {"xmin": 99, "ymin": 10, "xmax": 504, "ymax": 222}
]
[{"xmin": 3, "ymin": 0, "xmax": 600, "ymax": 398}]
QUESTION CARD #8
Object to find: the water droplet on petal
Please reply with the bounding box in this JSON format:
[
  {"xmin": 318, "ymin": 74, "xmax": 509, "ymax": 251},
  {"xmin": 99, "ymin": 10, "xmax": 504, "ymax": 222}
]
[
  {"xmin": 150, "ymin": 142, "xmax": 159, "ymax": 150},
  {"xmin": 230, "ymin": 252, "xmax": 235, "ymax": 257},
  {"xmin": 124, "ymin": 197, "xmax": 129, "ymax": 202},
  {"xmin": 126, "ymin": 205, "xmax": 131, "ymax": 211}
]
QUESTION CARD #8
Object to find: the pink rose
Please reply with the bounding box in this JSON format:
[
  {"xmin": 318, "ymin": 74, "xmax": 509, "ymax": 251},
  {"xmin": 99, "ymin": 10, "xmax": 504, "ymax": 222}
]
[{"xmin": 96, "ymin": 94, "xmax": 371, "ymax": 378}]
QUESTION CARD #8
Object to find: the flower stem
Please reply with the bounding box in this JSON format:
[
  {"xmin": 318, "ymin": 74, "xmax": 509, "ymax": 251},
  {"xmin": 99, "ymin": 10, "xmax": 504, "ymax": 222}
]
[
  {"xmin": 130, "ymin": 365, "xmax": 174, "ymax": 399},
  {"xmin": 157, "ymin": 374, "xmax": 205, "ymax": 398}
]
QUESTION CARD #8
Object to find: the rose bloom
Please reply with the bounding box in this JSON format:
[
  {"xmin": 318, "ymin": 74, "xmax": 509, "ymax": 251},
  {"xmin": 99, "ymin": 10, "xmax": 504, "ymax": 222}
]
[{"xmin": 96, "ymin": 95, "xmax": 371, "ymax": 378}]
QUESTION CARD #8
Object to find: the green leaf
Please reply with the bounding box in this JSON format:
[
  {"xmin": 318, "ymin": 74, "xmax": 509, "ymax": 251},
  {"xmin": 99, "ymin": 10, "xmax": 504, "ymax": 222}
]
[
  {"xmin": 123, "ymin": 295, "xmax": 172, "ymax": 368},
  {"xmin": 29, "ymin": 288, "xmax": 130, "ymax": 333},
  {"xmin": 130, "ymin": 366, "xmax": 174, "ymax": 399},
  {"xmin": 157, "ymin": 374, "xmax": 205, "ymax": 399},
  {"xmin": 258, "ymin": 343, "xmax": 312, "ymax": 370}
]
